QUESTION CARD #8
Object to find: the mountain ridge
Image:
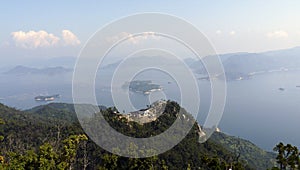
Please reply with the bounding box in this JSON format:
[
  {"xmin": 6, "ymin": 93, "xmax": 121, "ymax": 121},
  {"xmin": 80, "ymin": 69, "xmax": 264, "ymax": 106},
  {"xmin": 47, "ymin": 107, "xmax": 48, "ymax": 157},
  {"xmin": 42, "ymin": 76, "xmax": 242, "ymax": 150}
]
[
  {"xmin": 3, "ymin": 65, "xmax": 72, "ymax": 76},
  {"xmin": 15, "ymin": 101, "xmax": 276, "ymax": 169}
]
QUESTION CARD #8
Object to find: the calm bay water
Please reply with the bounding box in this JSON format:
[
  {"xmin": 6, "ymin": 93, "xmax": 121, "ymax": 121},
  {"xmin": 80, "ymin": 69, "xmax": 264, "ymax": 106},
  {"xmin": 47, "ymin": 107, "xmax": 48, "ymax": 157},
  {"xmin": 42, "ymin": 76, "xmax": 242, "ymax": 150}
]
[{"xmin": 0, "ymin": 70, "xmax": 299, "ymax": 151}]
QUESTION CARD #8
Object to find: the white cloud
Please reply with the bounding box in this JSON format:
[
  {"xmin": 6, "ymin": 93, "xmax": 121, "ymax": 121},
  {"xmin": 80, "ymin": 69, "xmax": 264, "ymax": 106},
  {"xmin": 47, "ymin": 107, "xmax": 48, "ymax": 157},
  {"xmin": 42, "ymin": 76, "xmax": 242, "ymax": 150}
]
[
  {"xmin": 11, "ymin": 30, "xmax": 60, "ymax": 49},
  {"xmin": 10, "ymin": 30, "xmax": 80, "ymax": 49},
  {"xmin": 106, "ymin": 31, "xmax": 160, "ymax": 44},
  {"xmin": 267, "ymin": 30, "xmax": 288, "ymax": 39},
  {"xmin": 216, "ymin": 30, "xmax": 222, "ymax": 35},
  {"xmin": 106, "ymin": 32, "xmax": 127, "ymax": 43},
  {"xmin": 62, "ymin": 30, "xmax": 80, "ymax": 46},
  {"xmin": 229, "ymin": 31, "xmax": 236, "ymax": 35}
]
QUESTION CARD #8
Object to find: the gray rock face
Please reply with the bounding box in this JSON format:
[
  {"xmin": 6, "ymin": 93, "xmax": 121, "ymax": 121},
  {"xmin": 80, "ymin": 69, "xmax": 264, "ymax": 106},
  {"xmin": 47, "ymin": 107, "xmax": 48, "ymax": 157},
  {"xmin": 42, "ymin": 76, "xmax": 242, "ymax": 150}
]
[
  {"xmin": 122, "ymin": 100, "xmax": 208, "ymax": 142},
  {"xmin": 124, "ymin": 100, "xmax": 167, "ymax": 124}
]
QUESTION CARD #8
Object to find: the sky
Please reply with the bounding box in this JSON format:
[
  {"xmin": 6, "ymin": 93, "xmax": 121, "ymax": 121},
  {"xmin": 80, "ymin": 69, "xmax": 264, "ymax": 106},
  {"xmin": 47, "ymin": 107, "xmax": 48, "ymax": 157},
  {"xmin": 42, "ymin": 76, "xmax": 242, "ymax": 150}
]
[{"xmin": 1, "ymin": 0, "xmax": 300, "ymax": 61}]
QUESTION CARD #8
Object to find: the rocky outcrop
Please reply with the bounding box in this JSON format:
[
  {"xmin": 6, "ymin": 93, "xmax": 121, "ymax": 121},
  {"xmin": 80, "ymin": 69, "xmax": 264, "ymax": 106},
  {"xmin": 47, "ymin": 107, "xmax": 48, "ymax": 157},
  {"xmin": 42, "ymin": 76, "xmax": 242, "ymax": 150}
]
[{"xmin": 124, "ymin": 100, "xmax": 167, "ymax": 124}]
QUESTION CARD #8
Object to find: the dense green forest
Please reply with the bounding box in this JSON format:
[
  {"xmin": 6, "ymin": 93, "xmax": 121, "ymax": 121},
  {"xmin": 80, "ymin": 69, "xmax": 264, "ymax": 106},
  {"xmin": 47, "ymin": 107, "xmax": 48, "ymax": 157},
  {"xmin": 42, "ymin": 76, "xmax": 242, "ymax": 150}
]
[{"xmin": 0, "ymin": 101, "xmax": 294, "ymax": 169}]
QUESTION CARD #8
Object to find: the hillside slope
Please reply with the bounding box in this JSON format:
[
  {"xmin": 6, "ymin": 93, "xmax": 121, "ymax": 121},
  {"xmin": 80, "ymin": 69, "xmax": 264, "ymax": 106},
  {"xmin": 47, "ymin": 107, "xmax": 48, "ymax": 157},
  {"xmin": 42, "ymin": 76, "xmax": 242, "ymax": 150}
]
[{"xmin": 0, "ymin": 102, "xmax": 275, "ymax": 169}]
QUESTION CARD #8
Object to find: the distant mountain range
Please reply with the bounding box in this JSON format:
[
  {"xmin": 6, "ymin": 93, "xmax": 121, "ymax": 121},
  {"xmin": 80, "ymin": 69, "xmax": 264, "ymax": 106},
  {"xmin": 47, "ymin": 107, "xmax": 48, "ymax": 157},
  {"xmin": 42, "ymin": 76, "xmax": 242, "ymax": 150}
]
[
  {"xmin": 98, "ymin": 46, "xmax": 300, "ymax": 81},
  {"xmin": 3, "ymin": 65, "xmax": 72, "ymax": 76},
  {"xmin": 23, "ymin": 101, "xmax": 276, "ymax": 169},
  {"xmin": 0, "ymin": 56, "xmax": 77, "ymax": 68},
  {"xmin": 3, "ymin": 46, "xmax": 300, "ymax": 80},
  {"xmin": 187, "ymin": 46, "xmax": 300, "ymax": 80}
]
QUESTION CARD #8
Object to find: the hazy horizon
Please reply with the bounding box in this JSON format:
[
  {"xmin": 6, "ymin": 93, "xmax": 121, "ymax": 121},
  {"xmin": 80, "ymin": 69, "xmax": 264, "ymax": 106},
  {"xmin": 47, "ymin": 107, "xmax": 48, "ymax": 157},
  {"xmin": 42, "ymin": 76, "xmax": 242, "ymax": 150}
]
[{"xmin": 1, "ymin": 2, "xmax": 300, "ymax": 167}]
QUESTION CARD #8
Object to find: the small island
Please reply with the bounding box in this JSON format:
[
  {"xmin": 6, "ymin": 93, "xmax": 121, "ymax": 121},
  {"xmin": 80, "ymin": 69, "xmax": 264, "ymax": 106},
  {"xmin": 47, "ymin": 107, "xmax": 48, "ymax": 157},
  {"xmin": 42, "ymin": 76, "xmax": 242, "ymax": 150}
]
[
  {"xmin": 34, "ymin": 94, "xmax": 60, "ymax": 101},
  {"xmin": 124, "ymin": 80, "xmax": 162, "ymax": 95}
]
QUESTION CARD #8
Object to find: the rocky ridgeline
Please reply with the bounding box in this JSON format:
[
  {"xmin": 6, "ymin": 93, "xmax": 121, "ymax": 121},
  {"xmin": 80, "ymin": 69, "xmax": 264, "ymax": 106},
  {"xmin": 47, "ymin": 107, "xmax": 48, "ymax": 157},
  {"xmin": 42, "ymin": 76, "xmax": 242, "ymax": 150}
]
[
  {"xmin": 122, "ymin": 100, "xmax": 207, "ymax": 141},
  {"xmin": 123, "ymin": 100, "xmax": 167, "ymax": 124}
]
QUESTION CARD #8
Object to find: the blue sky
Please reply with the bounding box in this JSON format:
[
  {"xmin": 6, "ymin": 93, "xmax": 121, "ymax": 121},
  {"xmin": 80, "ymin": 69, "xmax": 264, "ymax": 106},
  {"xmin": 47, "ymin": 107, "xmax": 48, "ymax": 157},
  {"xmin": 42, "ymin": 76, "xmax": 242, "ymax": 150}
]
[{"xmin": 1, "ymin": 0, "xmax": 300, "ymax": 59}]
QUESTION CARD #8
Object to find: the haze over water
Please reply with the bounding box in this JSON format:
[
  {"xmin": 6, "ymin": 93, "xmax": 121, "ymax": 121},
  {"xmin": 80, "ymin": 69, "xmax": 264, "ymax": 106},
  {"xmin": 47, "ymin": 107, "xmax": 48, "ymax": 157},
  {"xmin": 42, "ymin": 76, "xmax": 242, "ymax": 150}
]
[{"xmin": 0, "ymin": 68, "xmax": 299, "ymax": 151}]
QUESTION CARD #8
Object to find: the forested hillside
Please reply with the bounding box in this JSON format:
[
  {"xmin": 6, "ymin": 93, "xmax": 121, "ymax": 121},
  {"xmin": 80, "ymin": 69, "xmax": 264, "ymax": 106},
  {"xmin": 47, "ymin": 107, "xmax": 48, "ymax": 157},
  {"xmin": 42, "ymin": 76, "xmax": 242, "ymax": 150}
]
[{"xmin": 0, "ymin": 102, "xmax": 275, "ymax": 169}]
